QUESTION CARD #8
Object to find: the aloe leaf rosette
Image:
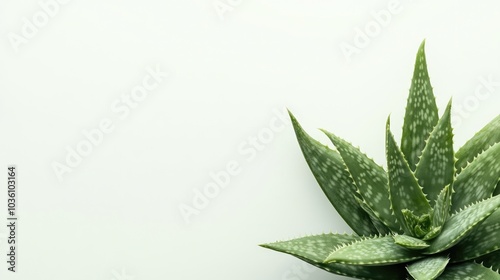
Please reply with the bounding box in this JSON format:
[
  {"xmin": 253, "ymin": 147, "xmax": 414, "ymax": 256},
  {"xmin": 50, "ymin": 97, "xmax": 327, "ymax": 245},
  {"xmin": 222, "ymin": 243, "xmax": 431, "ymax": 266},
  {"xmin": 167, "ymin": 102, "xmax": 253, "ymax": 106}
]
[{"xmin": 261, "ymin": 41, "xmax": 500, "ymax": 279}]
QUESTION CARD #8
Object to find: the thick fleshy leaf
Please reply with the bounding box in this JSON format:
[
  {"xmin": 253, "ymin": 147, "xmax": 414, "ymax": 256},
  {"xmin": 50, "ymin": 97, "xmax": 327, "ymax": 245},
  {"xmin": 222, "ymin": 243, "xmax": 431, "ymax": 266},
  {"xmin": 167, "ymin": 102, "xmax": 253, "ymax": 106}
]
[
  {"xmin": 261, "ymin": 233, "xmax": 360, "ymax": 263},
  {"xmin": 260, "ymin": 234, "xmax": 406, "ymax": 280},
  {"xmin": 422, "ymin": 226, "xmax": 442, "ymax": 241},
  {"xmin": 455, "ymin": 114, "xmax": 500, "ymax": 173},
  {"xmin": 437, "ymin": 262, "xmax": 500, "ymax": 280},
  {"xmin": 474, "ymin": 249, "xmax": 500, "ymax": 271},
  {"xmin": 386, "ymin": 118, "xmax": 432, "ymax": 235},
  {"xmin": 414, "ymin": 101, "xmax": 454, "ymax": 205},
  {"xmin": 322, "ymin": 130, "xmax": 400, "ymax": 233},
  {"xmin": 402, "ymin": 209, "xmax": 432, "ymax": 238},
  {"xmin": 393, "ymin": 234, "xmax": 429, "ymax": 250},
  {"xmin": 452, "ymin": 142, "xmax": 500, "ymax": 212},
  {"xmin": 495, "ymin": 182, "xmax": 500, "ymax": 196},
  {"xmin": 289, "ymin": 112, "xmax": 378, "ymax": 235},
  {"xmin": 426, "ymin": 195, "xmax": 500, "ymax": 254},
  {"xmin": 309, "ymin": 261, "xmax": 407, "ymax": 280},
  {"xmin": 325, "ymin": 235, "xmax": 423, "ymax": 265},
  {"xmin": 401, "ymin": 40, "xmax": 439, "ymax": 170},
  {"xmin": 450, "ymin": 208, "xmax": 500, "ymax": 262},
  {"xmin": 355, "ymin": 197, "xmax": 392, "ymax": 235},
  {"xmin": 407, "ymin": 256, "xmax": 449, "ymax": 280},
  {"xmin": 432, "ymin": 185, "xmax": 451, "ymax": 230}
]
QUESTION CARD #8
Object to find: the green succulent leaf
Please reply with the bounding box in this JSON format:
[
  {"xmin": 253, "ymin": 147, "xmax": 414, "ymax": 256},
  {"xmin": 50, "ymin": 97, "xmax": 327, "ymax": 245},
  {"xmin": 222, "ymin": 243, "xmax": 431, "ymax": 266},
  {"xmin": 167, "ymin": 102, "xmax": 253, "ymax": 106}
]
[
  {"xmin": 450, "ymin": 208, "xmax": 500, "ymax": 262},
  {"xmin": 393, "ymin": 234, "xmax": 429, "ymax": 250},
  {"xmin": 308, "ymin": 260, "xmax": 407, "ymax": 280},
  {"xmin": 263, "ymin": 42, "xmax": 500, "ymax": 280},
  {"xmin": 437, "ymin": 262, "xmax": 500, "ymax": 280},
  {"xmin": 406, "ymin": 255, "xmax": 449, "ymax": 280},
  {"xmin": 289, "ymin": 112, "xmax": 378, "ymax": 236},
  {"xmin": 401, "ymin": 40, "xmax": 439, "ymax": 170},
  {"xmin": 474, "ymin": 249, "xmax": 500, "ymax": 271},
  {"xmin": 455, "ymin": 114, "xmax": 500, "ymax": 173},
  {"xmin": 451, "ymin": 142, "xmax": 500, "ymax": 212},
  {"xmin": 414, "ymin": 101, "xmax": 454, "ymax": 205},
  {"xmin": 386, "ymin": 118, "xmax": 432, "ymax": 235},
  {"xmin": 401, "ymin": 209, "xmax": 432, "ymax": 238},
  {"xmin": 422, "ymin": 226, "xmax": 442, "ymax": 241},
  {"xmin": 401, "ymin": 209, "xmax": 420, "ymax": 237},
  {"xmin": 432, "ymin": 185, "xmax": 451, "ymax": 230},
  {"xmin": 260, "ymin": 234, "xmax": 406, "ymax": 280},
  {"xmin": 322, "ymin": 130, "xmax": 400, "ymax": 233},
  {"xmin": 324, "ymin": 235, "xmax": 423, "ymax": 265},
  {"xmin": 426, "ymin": 195, "xmax": 500, "ymax": 254},
  {"xmin": 355, "ymin": 196, "xmax": 392, "ymax": 235},
  {"xmin": 261, "ymin": 233, "xmax": 360, "ymax": 263}
]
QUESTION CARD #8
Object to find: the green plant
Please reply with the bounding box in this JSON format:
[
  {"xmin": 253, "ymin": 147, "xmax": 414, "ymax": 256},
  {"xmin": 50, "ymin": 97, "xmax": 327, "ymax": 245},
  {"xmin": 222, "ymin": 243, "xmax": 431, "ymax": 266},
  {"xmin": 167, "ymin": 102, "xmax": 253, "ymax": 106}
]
[{"xmin": 261, "ymin": 41, "xmax": 500, "ymax": 279}]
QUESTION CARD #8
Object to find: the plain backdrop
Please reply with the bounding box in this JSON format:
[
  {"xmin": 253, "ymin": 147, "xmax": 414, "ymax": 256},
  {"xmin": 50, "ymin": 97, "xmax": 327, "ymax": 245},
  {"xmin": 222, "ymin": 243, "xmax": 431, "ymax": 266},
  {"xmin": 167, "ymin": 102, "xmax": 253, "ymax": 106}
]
[{"xmin": 0, "ymin": 1, "xmax": 499, "ymax": 279}]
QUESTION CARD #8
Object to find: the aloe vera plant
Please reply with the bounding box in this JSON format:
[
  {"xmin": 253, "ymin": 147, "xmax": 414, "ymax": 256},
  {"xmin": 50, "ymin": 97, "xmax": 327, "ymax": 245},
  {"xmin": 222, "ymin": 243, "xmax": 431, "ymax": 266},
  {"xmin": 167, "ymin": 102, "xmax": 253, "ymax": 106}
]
[{"xmin": 261, "ymin": 41, "xmax": 500, "ymax": 279}]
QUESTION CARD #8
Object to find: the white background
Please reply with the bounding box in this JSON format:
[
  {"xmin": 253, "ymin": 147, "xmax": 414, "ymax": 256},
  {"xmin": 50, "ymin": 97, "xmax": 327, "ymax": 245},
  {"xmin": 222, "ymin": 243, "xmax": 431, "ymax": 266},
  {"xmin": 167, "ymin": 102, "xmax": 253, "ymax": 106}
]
[{"xmin": 0, "ymin": 1, "xmax": 499, "ymax": 279}]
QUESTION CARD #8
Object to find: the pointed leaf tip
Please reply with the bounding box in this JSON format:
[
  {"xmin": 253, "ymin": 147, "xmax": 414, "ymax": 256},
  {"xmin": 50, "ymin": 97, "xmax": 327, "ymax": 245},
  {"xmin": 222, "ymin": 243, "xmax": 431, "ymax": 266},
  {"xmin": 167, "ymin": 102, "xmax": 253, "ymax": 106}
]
[
  {"xmin": 322, "ymin": 129, "xmax": 399, "ymax": 233},
  {"xmin": 432, "ymin": 184, "xmax": 451, "ymax": 230},
  {"xmin": 401, "ymin": 40, "xmax": 439, "ymax": 170},
  {"xmin": 262, "ymin": 233, "xmax": 360, "ymax": 263},
  {"xmin": 415, "ymin": 100, "xmax": 454, "ymax": 206},
  {"xmin": 386, "ymin": 119, "xmax": 432, "ymax": 236},
  {"xmin": 325, "ymin": 235, "xmax": 423, "ymax": 265},
  {"xmin": 407, "ymin": 255, "xmax": 449, "ymax": 280},
  {"xmin": 289, "ymin": 114, "xmax": 378, "ymax": 236},
  {"xmin": 393, "ymin": 234, "xmax": 429, "ymax": 250},
  {"xmin": 262, "ymin": 234, "xmax": 406, "ymax": 280}
]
